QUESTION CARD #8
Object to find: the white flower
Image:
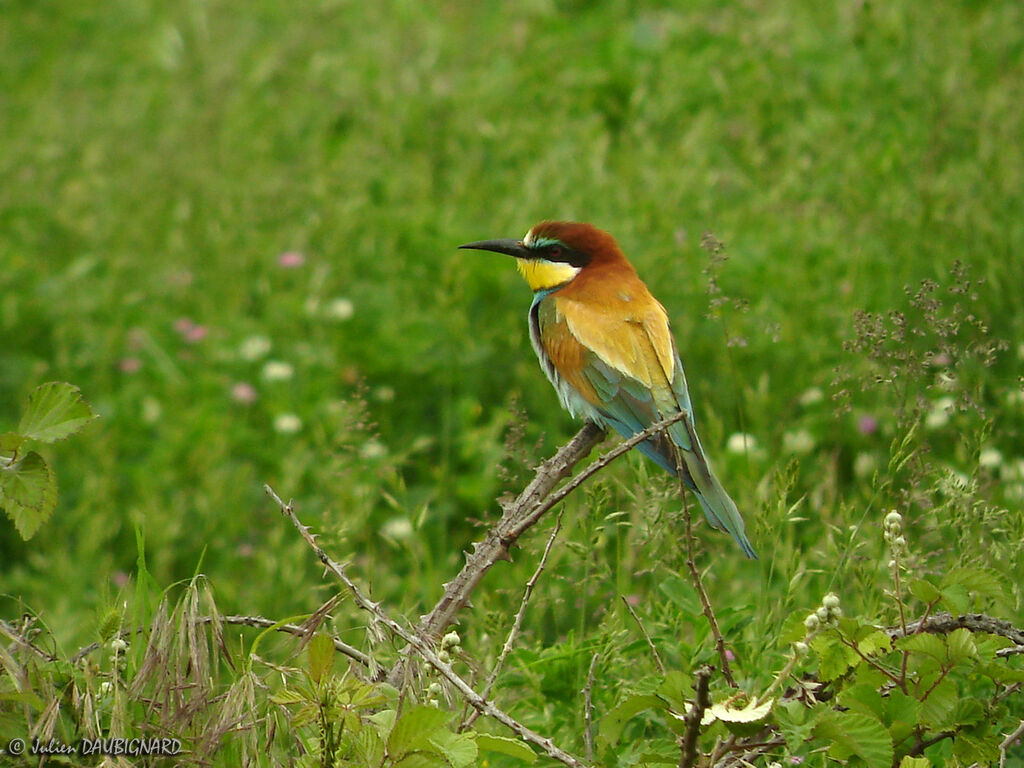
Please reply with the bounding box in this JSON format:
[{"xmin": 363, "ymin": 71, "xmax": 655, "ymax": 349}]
[
  {"xmin": 783, "ymin": 429, "xmax": 815, "ymax": 455},
  {"xmin": 978, "ymin": 447, "xmax": 1003, "ymax": 470},
  {"xmin": 381, "ymin": 517, "xmax": 413, "ymax": 541},
  {"xmin": 274, "ymin": 413, "xmax": 302, "ymax": 434},
  {"xmin": 727, "ymin": 432, "xmax": 757, "ymax": 454},
  {"xmin": 853, "ymin": 452, "xmax": 877, "ymax": 479},
  {"xmin": 326, "ymin": 297, "xmax": 355, "ymax": 321},
  {"xmin": 239, "ymin": 335, "xmax": 272, "ymax": 361},
  {"xmin": 925, "ymin": 397, "xmax": 955, "ymax": 429},
  {"xmin": 359, "ymin": 440, "xmax": 387, "ymax": 459},
  {"xmin": 799, "ymin": 387, "xmax": 824, "ymax": 406},
  {"xmin": 262, "ymin": 360, "xmax": 294, "ymax": 382}
]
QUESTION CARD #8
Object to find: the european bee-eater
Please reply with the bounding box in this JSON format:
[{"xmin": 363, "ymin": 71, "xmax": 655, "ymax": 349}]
[{"xmin": 460, "ymin": 221, "xmax": 756, "ymax": 559}]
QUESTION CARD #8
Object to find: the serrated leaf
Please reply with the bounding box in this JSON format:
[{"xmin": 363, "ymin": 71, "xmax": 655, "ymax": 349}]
[
  {"xmin": 270, "ymin": 687, "xmax": 308, "ymax": 705},
  {"xmin": 918, "ymin": 678, "xmax": 957, "ymax": 728},
  {"xmin": 354, "ymin": 726, "xmax": 386, "ymax": 766},
  {"xmin": 812, "ymin": 633, "xmax": 858, "ymax": 681},
  {"xmin": 598, "ymin": 694, "xmax": 663, "ymax": 747},
  {"xmin": 940, "ymin": 583, "xmax": 970, "ymax": 613},
  {"xmin": 708, "ymin": 696, "xmax": 774, "ymax": 723},
  {"xmin": 941, "ymin": 567, "xmax": 1006, "ymax": 599},
  {"xmin": 838, "ymin": 683, "xmax": 883, "ymax": 719},
  {"xmin": 394, "ymin": 753, "xmax": 446, "ymax": 768},
  {"xmin": 369, "ymin": 708, "xmax": 397, "ymax": 736},
  {"xmin": 814, "ymin": 710, "xmax": 893, "ymax": 768},
  {"xmin": 898, "ymin": 633, "xmax": 947, "ymax": 661},
  {"xmin": 952, "ymin": 731, "xmax": 1000, "ymax": 764},
  {"xmin": 1, "ymin": 451, "xmax": 57, "ymax": 539},
  {"xmin": 307, "ymin": 633, "xmax": 335, "ymax": 684},
  {"xmin": 17, "ymin": 382, "xmax": 97, "ymax": 443},
  {"xmin": 857, "ymin": 629, "xmax": 893, "ymax": 656},
  {"xmin": 945, "ymin": 627, "xmax": 977, "ymax": 665},
  {"xmin": 899, "ymin": 757, "xmax": 931, "ymax": 768},
  {"xmin": 981, "ymin": 661, "xmax": 1024, "ymax": 683},
  {"xmin": 475, "ymin": 734, "xmax": 536, "ymax": 763},
  {"xmin": 388, "ymin": 706, "xmax": 451, "ymax": 757},
  {"xmin": 909, "ymin": 579, "xmax": 942, "ymax": 604},
  {"xmin": 429, "ymin": 729, "xmax": 477, "ymax": 768}
]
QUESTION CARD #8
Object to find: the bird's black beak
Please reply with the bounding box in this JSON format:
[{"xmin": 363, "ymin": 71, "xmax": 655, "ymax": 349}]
[{"xmin": 458, "ymin": 238, "xmax": 532, "ymax": 259}]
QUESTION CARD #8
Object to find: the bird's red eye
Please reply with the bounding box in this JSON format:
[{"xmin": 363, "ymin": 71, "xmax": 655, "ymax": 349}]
[{"xmin": 548, "ymin": 245, "xmax": 563, "ymax": 258}]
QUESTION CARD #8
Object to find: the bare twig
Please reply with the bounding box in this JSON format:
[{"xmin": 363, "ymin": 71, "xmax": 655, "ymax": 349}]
[
  {"xmin": 621, "ymin": 597, "xmax": 666, "ymax": 675},
  {"xmin": 463, "ymin": 508, "xmax": 567, "ymax": 730},
  {"xmin": 672, "ymin": 443, "xmax": 736, "ymax": 687},
  {"xmin": 265, "ymin": 484, "xmax": 591, "ymax": 768},
  {"xmin": 583, "ymin": 652, "xmax": 600, "ymax": 763},
  {"xmin": 679, "ymin": 664, "xmax": 713, "ymax": 768},
  {"xmin": 413, "ymin": 422, "xmax": 606, "ymax": 648},
  {"xmin": 1000, "ymin": 719, "xmax": 1024, "ymax": 768},
  {"xmin": 413, "ymin": 411, "xmax": 692, "ymax": 655}
]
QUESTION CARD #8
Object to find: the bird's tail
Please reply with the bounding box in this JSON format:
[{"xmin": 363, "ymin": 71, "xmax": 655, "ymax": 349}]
[{"xmin": 639, "ymin": 417, "xmax": 756, "ymax": 559}]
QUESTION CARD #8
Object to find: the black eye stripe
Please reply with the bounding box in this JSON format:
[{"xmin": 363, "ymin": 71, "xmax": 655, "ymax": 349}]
[{"xmin": 540, "ymin": 243, "xmax": 590, "ymax": 268}]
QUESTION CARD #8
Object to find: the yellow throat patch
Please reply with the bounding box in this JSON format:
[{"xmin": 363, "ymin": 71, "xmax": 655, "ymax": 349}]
[{"xmin": 515, "ymin": 258, "xmax": 581, "ymax": 292}]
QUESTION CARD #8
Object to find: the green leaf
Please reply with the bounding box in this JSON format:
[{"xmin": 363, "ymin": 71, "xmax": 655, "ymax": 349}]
[
  {"xmin": 918, "ymin": 678, "xmax": 957, "ymax": 728},
  {"xmin": 940, "ymin": 583, "xmax": 970, "ymax": 613},
  {"xmin": 0, "ymin": 432, "xmax": 24, "ymax": 454},
  {"xmin": 814, "ymin": 710, "xmax": 893, "ymax": 768},
  {"xmin": 856, "ymin": 629, "xmax": 893, "ymax": 656},
  {"xmin": 428, "ymin": 729, "xmax": 477, "ymax": 768},
  {"xmin": 811, "ymin": 633, "xmax": 858, "ymax": 681},
  {"xmin": 475, "ymin": 734, "xmax": 536, "ymax": 763},
  {"xmin": 898, "ymin": 757, "xmax": 932, "ymax": 768},
  {"xmin": 952, "ymin": 731, "xmax": 1000, "ymax": 764},
  {"xmin": 387, "ymin": 705, "xmax": 451, "ymax": 758},
  {"xmin": 941, "ymin": 567, "xmax": 1006, "ymax": 600},
  {"xmin": 394, "ymin": 753, "xmax": 447, "ymax": 768},
  {"xmin": 945, "ymin": 627, "xmax": 977, "ymax": 665},
  {"xmin": 307, "ymin": 633, "xmax": 335, "ymax": 684},
  {"xmin": 0, "ymin": 450, "xmax": 57, "ymax": 539},
  {"xmin": 598, "ymin": 694, "xmax": 663, "ymax": 747},
  {"xmin": 898, "ymin": 632, "xmax": 946, "ymax": 661},
  {"xmin": 908, "ymin": 579, "xmax": 942, "ymax": 604},
  {"xmin": 270, "ymin": 687, "xmax": 308, "ymax": 705},
  {"xmin": 17, "ymin": 382, "xmax": 97, "ymax": 443},
  {"xmin": 838, "ymin": 683, "xmax": 883, "ymax": 719}
]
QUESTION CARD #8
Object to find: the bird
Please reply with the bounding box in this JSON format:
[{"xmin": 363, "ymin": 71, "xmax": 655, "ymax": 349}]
[{"xmin": 460, "ymin": 221, "xmax": 756, "ymax": 559}]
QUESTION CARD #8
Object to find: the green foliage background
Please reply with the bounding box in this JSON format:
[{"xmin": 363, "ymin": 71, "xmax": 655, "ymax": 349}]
[{"xmin": 1, "ymin": 0, "xmax": 1022, "ymax": 764}]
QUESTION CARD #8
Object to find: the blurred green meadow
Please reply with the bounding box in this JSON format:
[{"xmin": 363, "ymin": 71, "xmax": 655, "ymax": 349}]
[{"xmin": 2, "ymin": 0, "xmax": 1023, "ymax": 763}]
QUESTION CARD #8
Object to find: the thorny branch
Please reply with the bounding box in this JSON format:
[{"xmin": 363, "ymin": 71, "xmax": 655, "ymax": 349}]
[
  {"xmin": 265, "ymin": 484, "xmax": 592, "ymax": 768},
  {"xmin": 462, "ymin": 507, "xmax": 567, "ymax": 730},
  {"xmin": 679, "ymin": 665, "xmax": 713, "ymax": 768},
  {"xmin": 392, "ymin": 412, "xmax": 693, "ymax": 685}
]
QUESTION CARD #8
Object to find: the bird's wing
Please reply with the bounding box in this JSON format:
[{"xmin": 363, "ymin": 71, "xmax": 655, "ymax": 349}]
[
  {"xmin": 539, "ymin": 293, "xmax": 757, "ymax": 558},
  {"xmin": 539, "ymin": 295, "xmax": 693, "ymax": 453}
]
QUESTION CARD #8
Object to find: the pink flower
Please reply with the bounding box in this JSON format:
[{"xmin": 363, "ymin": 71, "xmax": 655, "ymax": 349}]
[
  {"xmin": 278, "ymin": 251, "xmax": 305, "ymax": 268},
  {"xmin": 118, "ymin": 357, "xmax": 141, "ymax": 373},
  {"xmin": 174, "ymin": 317, "xmax": 194, "ymax": 334},
  {"xmin": 231, "ymin": 382, "xmax": 258, "ymax": 404},
  {"xmin": 858, "ymin": 415, "xmax": 878, "ymax": 436},
  {"xmin": 183, "ymin": 324, "xmax": 208, "ymax": 343}
]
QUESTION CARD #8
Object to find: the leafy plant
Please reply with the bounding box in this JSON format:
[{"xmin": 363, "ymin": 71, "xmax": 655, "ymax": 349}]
[{"xmin": 0, "ymin": 382, "xmax": 96, "ymax": 539}]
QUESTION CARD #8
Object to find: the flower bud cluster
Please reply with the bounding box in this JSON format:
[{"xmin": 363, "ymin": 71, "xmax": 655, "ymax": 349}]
[
  {"xmin": 884, "ymin": 510, "xmax": 908, "ymax": 567},
  {"xmin": 803, "ymin": 592, "xmax": 842, "ymax": 633},
  {"xmin": 437, "ymin": 630, "xmax": 461, "ymax": 665}
]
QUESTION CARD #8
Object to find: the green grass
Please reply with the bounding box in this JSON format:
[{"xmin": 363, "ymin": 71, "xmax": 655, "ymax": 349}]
[{"xmin": 2, "ymin": 0, "xmax": 1023, "ymax": 764}]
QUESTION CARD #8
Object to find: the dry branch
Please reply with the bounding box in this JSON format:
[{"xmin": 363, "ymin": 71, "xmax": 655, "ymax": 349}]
[{"xmin": 266, "ymin": 484, "xmax": 592, "ymax": 768}]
